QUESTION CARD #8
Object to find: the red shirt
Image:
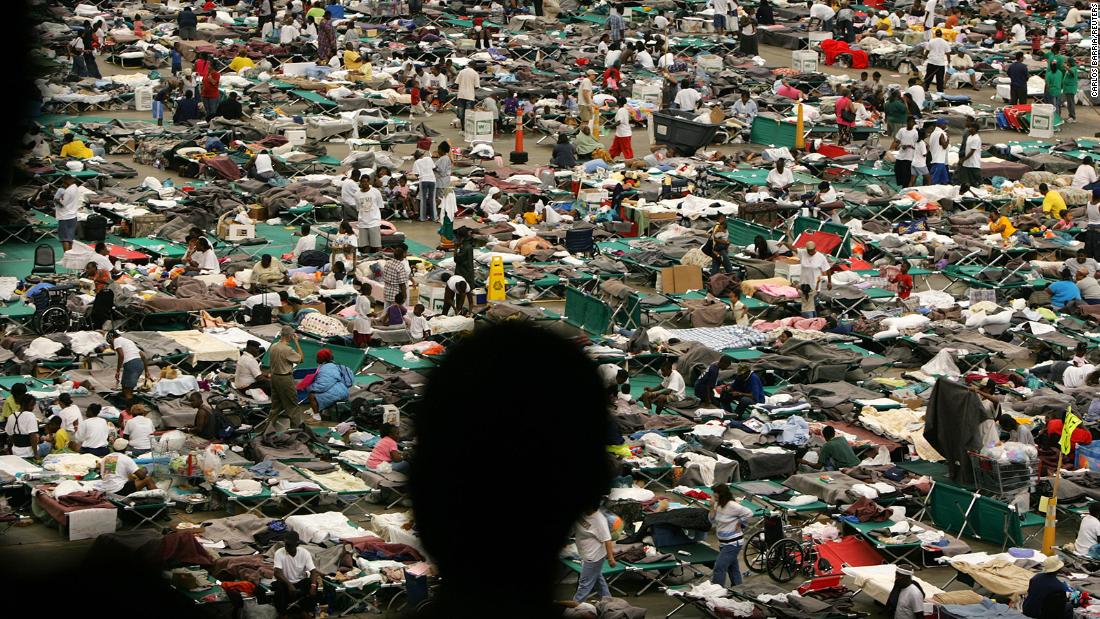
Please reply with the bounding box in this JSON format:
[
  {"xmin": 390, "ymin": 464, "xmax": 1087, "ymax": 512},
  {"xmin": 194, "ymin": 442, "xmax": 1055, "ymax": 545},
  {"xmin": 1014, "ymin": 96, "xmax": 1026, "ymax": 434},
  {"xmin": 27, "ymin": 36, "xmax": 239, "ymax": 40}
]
[
  {"xmin": 1047, "ymin": 419, "xmax": 1092, "ymax": 455},
  {"xmin": 200, "ymin": 70, "xmax": 220, "ymax": 99},
  {"xmin": 892, "ymin": 273, "xmax": 913, "ymax": 299}
]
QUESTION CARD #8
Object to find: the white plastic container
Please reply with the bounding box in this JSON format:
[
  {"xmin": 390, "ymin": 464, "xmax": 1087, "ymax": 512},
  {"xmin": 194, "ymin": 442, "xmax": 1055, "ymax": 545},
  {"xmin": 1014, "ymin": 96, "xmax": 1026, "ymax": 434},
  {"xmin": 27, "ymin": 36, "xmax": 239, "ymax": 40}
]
[
  {"xmin": 792, "ymin": 50, "xmax": 818, "ymax": 73},
  {"xmin": 698, "ymin": 54, "xmax": 723, "ymax": 73},
  {"xmin": 464, "ymin": 110, "xmax": 494, "ymax": 143},
  {"xmin": 1029, "ymin": 103, "xmax": 1055, "ymax": 138},
  {"xmin": 285, "ymin": 128, "xmax": 307, "ymax": 146},
  {"xmin": 134, "ymin": 86, "xmax": 154, "ymax": 111}
]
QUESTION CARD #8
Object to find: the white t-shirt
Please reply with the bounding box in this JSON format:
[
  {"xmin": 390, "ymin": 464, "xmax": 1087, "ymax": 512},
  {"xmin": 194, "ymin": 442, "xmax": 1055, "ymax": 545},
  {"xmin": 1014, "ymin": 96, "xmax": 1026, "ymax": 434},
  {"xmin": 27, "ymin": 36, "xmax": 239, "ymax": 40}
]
[
  {"xmin": 412, "ymin": 156, "xmax": 436, "ymax": 184},
  {"xmin": 598, "ymin": 363, "xmax": 622, "ymax": 387},
  {"xmin": 963, "ymin": 133, "xmax": 983, "ymax": 168},
  {"xmin": 574, "ymin": 512, "xmax": 612, "ymax": 562},
  {"xmin": 662, "ymin": 370, "xmax": 686, "ymax": 398},
  {"xmin": 456, "ymin": 67, "xmax": 479, "ymax": 101},
  {"xmin": 674, "ymin": 88, "xmax": 702, "ymax": 112},
  {"xmin": 654, "ymin": 15, "xmax": 669, "ymax": 29},
  {"xmin": 713, "ymin": 0, "xmax": 730, "ymax": 15},
  {"xmin": 274, "ymin": 547, "xmax": 316, "ymax": 583},
  {"xmin": 234, "ymin": 353, "xmax": 263, "ymax": 389},
  {"xmin": 928, "ymin": 128, "xmax": 948, "ymax": 164},
  {"xmin": 614, "ymin": 107, "xmax": 632, "ymax": 138},
  {"xmin": 577, "ymin": 77, "xmax": 593, "ymax": 106},
  {"xmin": 1073, "ymin": 165, "xmax": 1098, "ymax": 189},
  {"xmin": 408, "ymin": 314, "xmax": 429, "ymax": 339},
  {"xmin": 113, "ymin": 337, "xmax": 141, "ymax": 364},
  {"xmin": 1011, "ymin": 23, "xmax": 1026, "ymax": 43},
  {"xmin": 767, "ymin": 167, "xmax": 793, "ymax": 188},
  {"xmin": 57, "ymin": 404, "xmax": 82, "ymax": 433},
  {"xmin": 604, "ymin": 49, "xmax": 622, "ymax": 68},
  {"xmin": 340, "ymin": 177, "xmax": 361, "ymax": 207},
  {"xmin": 5, "ymin": 411, "xmax": 38, "ymax": 457},
  {"xmin": 293, "ymin": 234, "xmax": 317, "ymax": 258},
  {"xmin": 255, "ymin": 154, "xmax": 274, "ymax": 175},
  {"xmin": 810, "ymin": 3, "xmax": 835, "ymax": 21},
  {"xmin": 1076, "ymin": 514, "xmax": 1100, "ymax": 554},
  {"xmin": 57, "ymin": 183, "xmax": 84, "ymax": 221},
  {"xmin": 906, "ymin": 84, "xmax": 926, "ymax": 109},
  {"xmin": 926, "ymin": 37, "xmax": 950, "ymax": 65},
  {"xmin": 357, "ymin": 186, "xmax": 383, "ymax": 229},
  {"xmin": 798, "ymin": 249, "xmax": 831, "ymax": 287},
  {"xmin": 124, "ymin": 415, "xmax": 155, "ymax": 450},
  {"xmin": 894, "ymin": 127, "xmax": 919, "ymax": 161},
  {"xmin": 895, "ymin": 584, "xmax": 925, "ymax": 619},
  {"xmin": 100, "ymin": 453, "xmax": 138, "ymax": 493},
  {"xmin": 1064, "ymin": 6, "xmax": 1086, "ymax": 26},
  {"xmin": 913, "ymin": 141, "xmax": 928, "ymax": 168},
  {"xmin": 1064, "ymin": 363, "xmax": 1097, "ymax": 388},
  {"xmin": 636, "ymin": 50, "xmax": 654, "ymax": 69},
  {"xmin": 74, "ymin": 416, "xmax": 109, "ymax": 449},
  {"xmin": 280, "ymin": 24, "xmax": 300, "ymax": 44},
  {"xmin": 819, "ymin": 187, "xmax": 838, "ymax": 203},
  {"xmin": 657, "ymin": 52, "xmax": 675, "ymax": 69},
  {"xmin": 446, "ymin": 275, "xmax": 468, "ymax": 293},
  {"xmin": 194, "ymin": 249, "xmax": 220, "ymax": 272}
]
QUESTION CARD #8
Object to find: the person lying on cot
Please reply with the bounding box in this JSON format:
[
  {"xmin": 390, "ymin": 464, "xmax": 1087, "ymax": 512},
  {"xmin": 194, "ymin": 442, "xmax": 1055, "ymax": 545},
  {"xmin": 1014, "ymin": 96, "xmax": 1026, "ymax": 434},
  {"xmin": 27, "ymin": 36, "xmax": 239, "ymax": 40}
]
[
  {"xmin": 366, "ymin": 423, "xmax": 409, "ymax": 473},
  {"xmin": 640, "ymin": 361, "xmax": 685, "ymax": 414}
]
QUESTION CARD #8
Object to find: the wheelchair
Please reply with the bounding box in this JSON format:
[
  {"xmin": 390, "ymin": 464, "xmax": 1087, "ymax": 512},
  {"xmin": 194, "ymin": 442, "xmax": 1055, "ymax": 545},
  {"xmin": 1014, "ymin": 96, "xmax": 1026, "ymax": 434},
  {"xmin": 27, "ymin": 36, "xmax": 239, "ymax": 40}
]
[{"xmin": 29, "ymin": 284, "xmax": 80, "ymax": 335}]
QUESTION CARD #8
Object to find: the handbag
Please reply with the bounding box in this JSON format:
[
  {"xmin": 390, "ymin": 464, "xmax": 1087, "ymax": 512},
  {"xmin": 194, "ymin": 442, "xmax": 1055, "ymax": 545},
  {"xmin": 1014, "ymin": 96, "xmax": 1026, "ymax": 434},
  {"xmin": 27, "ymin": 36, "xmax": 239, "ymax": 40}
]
[{"xmin": 840, "ymin": 107, "xmax": 855, "ymax": 123}]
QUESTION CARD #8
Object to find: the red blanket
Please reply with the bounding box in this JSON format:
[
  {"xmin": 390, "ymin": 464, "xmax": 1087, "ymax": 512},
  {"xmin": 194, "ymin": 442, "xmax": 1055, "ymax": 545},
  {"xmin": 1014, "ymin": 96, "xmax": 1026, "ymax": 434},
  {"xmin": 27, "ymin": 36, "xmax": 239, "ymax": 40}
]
[{"xmin": 35, "ymin": 488, "xmax": 112, "ymax": 525}]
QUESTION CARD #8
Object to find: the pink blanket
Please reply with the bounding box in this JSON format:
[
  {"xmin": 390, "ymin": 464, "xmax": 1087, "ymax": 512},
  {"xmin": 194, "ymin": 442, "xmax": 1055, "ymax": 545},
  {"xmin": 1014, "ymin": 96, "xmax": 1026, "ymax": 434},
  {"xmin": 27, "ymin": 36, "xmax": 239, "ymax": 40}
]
[
  {"xmin": 752, "ymin": 316, "xmax": 827, "ymax": 331},
  {"xmin": 755, "ymin": 284, "xmax": 800, "ymax": 299}
]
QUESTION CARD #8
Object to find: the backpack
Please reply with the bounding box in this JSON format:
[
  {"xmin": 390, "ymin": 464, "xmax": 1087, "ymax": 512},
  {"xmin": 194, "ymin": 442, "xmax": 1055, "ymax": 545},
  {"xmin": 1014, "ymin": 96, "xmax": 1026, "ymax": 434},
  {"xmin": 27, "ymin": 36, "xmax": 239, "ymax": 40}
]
[
  {"xmin": 250, "ymin": 304, "xmax": 273, "ymax": 325},
  {"xmin": 297, "ymin": 249, "xmax": 328, "ymax": 267}
]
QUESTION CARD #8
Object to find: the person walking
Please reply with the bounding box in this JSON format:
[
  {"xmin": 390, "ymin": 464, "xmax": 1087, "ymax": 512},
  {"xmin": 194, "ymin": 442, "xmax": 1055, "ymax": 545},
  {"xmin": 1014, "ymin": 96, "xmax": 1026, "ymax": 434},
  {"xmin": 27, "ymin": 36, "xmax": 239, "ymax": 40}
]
[
  {"xmin": 572, "ymin": 505, "xmax": 616, "ymax": 602},
  {"xmin": 413, "ymin": 150, "xmax": 436, "ymax": 222},
  {"xmin": 266, "ymin": 326, "xmax": 304, "ymax": 432},
  {"xmin": 608, "ymin": 97, "xmax": 633, "ymax": 159},
  {"xmin": 923, "ymin": 29, "xmax": 950, "ymax": 92},
  {"xmin": 709, "ymin": 483, "xmax": 754, "ymax": 587},
  {"xmin": 200, "ymin": 65, "xmax": 221, "ymax": 120},
  {"xmin": 1063, "ymin": 58, "xmax": 1079, "ymax": 123},
  {"xmin": 356, "ymin": 174, "xmax": 383, "ymax": 254}
]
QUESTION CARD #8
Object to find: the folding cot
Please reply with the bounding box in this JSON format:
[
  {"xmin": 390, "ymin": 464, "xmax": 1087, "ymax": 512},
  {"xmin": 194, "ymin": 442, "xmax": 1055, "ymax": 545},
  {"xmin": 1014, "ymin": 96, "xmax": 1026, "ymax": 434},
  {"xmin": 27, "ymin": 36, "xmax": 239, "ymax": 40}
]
[
  {"xmin": 289, "ymin": 89, "xmax": 341, "ymax": 115},
  {"xmin": 277, "ymin": 154, "xmax": 344, "ymax": 178},
  {"xmin": 924, "ymin": 481, "xmax": 1043, "ymax": 550},
  {"xmin": 294, "ymin": 464, "xmax": 376, "ymax": 518},
  {"xmin": 705, "ymin": 168, "xmax": 822, "ymax": 202},
  {"xmin": 938, "ymin": 551, "xmax": 1042, "ymax": 597},
  {"xmin": 940, "ymin": 263, "xmax": 1044, "ymax": 293},
  {"xmin": 31, "ymin": 168, "xmax": 102, "ymax": 190},
  {"xmin": 324, "ymin": 576, "xmax": 406, "ymax": 616},
  {"xmin": 820, "ymin": 286, "xmax": 896, "ymax": 318},
  {"xmin": 617, "ymin": 542, "xmax": 720, "ymax": 595},
  {"xmin": 559, "ymin": 558, "xmax": 629, "ymax": 596},
  {"xmin": 340, "ymin": 458, "xmax": 408, "ymax": 509},
  {"xmin": 0, "ymin": 302, "xmax": 37, "ymax": 335},
  {"xmin": 790, "ymin": 216, "xmax": 852, "ymax": 258},
  {"xmin": 563, "ymin": 286, "xmax": 613, "ymax": 337},
  {"xmin": 730, "ymin": 480, "xmax": 830, "ymax": 514},
  {"xmin": 107, "ymin": 492, "xmax": 177, "ymax": 529},
  {"xmin": 365, "ymin": 346, "xmax": 436, "ymax": 371},
  {"xmin": 509, "ymin": 266, "xmax": 609, "ymax": 302},
  {"xmin": 837, "ymin": 518, "xmax": 927, "ymax": 570},
  {"xmin": 887, "ymin": 335, "xmax": 992, "ymax": 374},
  {"xmin": 667, "ymin": 485, "xmax": 766, "ymax": 517},
  {"xmin": 215, "ymin": 481, "xmax": 324, "ymax": 517},
  {"xmin": 264, "ymin": 336, "xmax": 368, "ymax": 373}
]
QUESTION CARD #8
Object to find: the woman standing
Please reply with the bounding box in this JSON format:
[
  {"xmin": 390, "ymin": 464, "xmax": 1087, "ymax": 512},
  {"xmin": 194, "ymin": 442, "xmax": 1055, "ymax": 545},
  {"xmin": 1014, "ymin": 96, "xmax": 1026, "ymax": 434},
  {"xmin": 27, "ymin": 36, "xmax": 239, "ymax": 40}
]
[
  {"xmin": 709, "ymin": 483, "xmax": 754, "ymax": 587},
  {"xmin": 835, "ymin": 87, "xmax": 854, "ymax": 145},
  {"xmin": 740, "ymin": 16, "xmax": 758, "ymax": 56},
  {"xmin": 317, "ymin": 10, "xmax": 337, "ymax": 64},
  {"xmin": 884, "ymin": 90, "xmax": 908, "ymax": 138}
]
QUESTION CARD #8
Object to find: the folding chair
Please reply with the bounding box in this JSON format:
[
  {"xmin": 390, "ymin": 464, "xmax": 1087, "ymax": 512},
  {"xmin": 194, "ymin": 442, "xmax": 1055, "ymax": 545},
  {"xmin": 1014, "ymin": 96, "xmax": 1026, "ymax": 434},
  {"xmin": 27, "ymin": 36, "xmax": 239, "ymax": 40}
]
[
  {"xmin": 565, "ymin": 227, "xmax": 595, "ymax": 256},
  {"xmin": 32, "ymin": 244, "xmax": 56, "ymax": 275},
  {"xmin": 285, "ymin": 203, "xmax": 316, "ymax": 226}
]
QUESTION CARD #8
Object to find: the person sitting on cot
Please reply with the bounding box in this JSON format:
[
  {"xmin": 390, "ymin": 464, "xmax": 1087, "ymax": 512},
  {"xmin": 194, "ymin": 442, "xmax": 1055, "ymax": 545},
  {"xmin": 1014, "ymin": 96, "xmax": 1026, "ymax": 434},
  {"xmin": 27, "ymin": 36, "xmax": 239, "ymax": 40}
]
[
  {"xmin": 639, "ymin": 361, "xmax": 686, "ymax": 414},
  {"xmin": 366, "ymin": 423, "xmax": 409, "ymax": 473}
]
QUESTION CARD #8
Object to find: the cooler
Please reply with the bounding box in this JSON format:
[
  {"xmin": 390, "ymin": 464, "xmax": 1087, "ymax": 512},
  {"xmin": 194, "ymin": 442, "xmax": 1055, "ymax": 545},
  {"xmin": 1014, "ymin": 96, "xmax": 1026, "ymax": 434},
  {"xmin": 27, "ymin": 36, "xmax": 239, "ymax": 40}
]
[
  {"xmin": 464, "ymin": 110, "xmax": 494, "ymax": 143},
  {"xmin": 792, "ymin": 50, "xmax": 818, "ymax": 73},
  {"xmin": 1029, "ymin": 103, "xmax": 1055, "ymax": 138}
]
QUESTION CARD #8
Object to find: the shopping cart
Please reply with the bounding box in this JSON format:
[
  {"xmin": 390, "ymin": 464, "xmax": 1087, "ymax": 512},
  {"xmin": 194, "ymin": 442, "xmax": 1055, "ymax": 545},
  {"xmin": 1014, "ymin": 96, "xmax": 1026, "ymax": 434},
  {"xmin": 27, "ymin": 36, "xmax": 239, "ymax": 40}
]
[{"xmin": 968, "ymin": 451, "xmax": 1033, "ymax": 500}]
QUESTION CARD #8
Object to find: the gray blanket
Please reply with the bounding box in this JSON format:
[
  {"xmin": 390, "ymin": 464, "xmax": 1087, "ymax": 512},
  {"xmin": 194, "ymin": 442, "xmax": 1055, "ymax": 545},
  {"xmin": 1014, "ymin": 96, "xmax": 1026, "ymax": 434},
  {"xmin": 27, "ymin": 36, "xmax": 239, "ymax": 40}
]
[
  {"xmin": 784, "ymin": 471, "xmax": 863, "ymax": 504},
  {"xmin": 731, "ymin": 447, "xmax": 796, "ymax": 480},
  {"xmin": 202, "ymin": 513, "xmax": 273, "ymax": 547}
]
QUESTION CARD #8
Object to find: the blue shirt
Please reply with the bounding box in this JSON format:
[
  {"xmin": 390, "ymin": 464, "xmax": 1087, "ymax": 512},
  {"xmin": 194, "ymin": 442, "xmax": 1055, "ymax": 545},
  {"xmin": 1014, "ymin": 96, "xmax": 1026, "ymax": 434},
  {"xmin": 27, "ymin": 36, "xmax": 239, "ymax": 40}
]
[
  {"xmin": 1007, "ymin": 62, "xmax": 1029, "ymax": 87},
  {"xmin": 694, "ymin": 362, "xmax": 721, "ymax": 400},
  {"xmin": 1049, "ymin": 280, "xmax": 1082, "ymax": 309},
  {"xmin": 1022, "ymin": 573, "xmax": 1069, "ymax": 618},
  {"xmin": 730, "ymin": 372, "xmax": 765, "ymax": 404}
]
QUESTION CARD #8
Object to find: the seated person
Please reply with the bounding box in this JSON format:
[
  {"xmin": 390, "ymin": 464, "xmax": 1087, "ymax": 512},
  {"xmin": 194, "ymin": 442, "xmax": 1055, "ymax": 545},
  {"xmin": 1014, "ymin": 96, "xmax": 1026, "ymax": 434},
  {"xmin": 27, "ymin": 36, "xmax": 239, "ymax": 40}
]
[
  {"xmin": 1047, "ymin": 414, "xmax": 1094, "ymax": 460},
  {"xmin": 766, "ymin": 159, "xmax": 794, "ymax": 195},
  {"xmin": 37, "ymin": 416, "xmax": 70, "ymax": 458},
  {"xmin": 124, "ymin": 404, "xmax": 155, "ymax": 456},
  {"xmin": 302, "ymin": 349, "xmax": 353, "ymax": 415},
  {"xmin": 694, "ymin": 356, "xmax": 732, "ymax": 407},
  {"xmin": 321, "ymin": 261, "xmax": 351, "ymax": 289},
  {"xmin": 250, "ymin": 254, "xmax": 288, "ymax": 290},
  {"xmin": 640, "ymin": 361, "xmax": 686, "ymax": 414},
  {"xmin": 803, "ymin": 425, "xmax": 860, "ymax": 469},
  {"xmin": 573, "ymin": 125, "xmax": 602, "ymax": 159},
  {"xmin": 188, "ymin": 393, "xmax": 219, "ymax": 440},
  {"xmin": 367, "ymin": 423, "xmax": 408, "ymax": 473},
  {"xmin": 381, "ymin": 291, "xmax": 408, "ymax": 326},
  {"xmin": 1022, "ymin": 557, "xmax": 1071, "ymax": 619},
  {"xmin": 186, "ymin": 237, "xmax": 220, "ymax": 274},
  {"xmin": 100, "ymin": 448, "xmax": 157, "ymax": 495},
  {"xmin": 72, "ymin": 403, "xmax": 110, "ymax": 457},
  {"xmin": 407, "ymin": 303, "xmax": 431, "ymax": 341},
  {"xmin": 234, "ymin": 340, "xmax": 270, "ymax": 393},
  {"xmin": 998, "ymin": 413, "xmax": 1034, "ymax": 446},
  {"xmin": 246, "ymin": 150, "xmax": 276, "ymax": 181},
  {"xmin": 551, "ymin": 133, "xmax": 577, "ymax": 168},
  {"xmin": 1048, "ymin": 277, "xmax": 1082, "ymax": 311},
  {"xmin": 59, "ymin": 133, "xmax": 94, "ymax": 159},
  {"xmin": 1074, "ymin": 502, "xmax": 1100, "ymax": 556},
  {"xmin": 273, "ymin": 531, "xmax": 323, "ymax": 616},
  {"xmin": 718, "ymin": 363, "xmax": 764, "ymax": 419}
]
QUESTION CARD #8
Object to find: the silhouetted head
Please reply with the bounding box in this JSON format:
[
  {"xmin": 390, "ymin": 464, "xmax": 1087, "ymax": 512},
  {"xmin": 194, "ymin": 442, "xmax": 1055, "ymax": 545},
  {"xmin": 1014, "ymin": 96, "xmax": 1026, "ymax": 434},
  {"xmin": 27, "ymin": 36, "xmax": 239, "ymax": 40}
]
[{"xmin": 411, "ymin": 323, "xmax": 612, "ymax": 617}]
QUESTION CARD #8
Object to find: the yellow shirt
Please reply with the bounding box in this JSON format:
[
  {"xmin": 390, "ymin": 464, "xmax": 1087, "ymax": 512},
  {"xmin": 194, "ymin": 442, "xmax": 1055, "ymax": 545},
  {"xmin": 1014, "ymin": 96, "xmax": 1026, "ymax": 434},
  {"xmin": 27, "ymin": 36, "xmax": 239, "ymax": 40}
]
[
  {"xmin": 1043, "ymin": 190, "xmax": 1067, "ymax": 219},
  {"xmin": 53, "ymin": 427, "xmax": 70, "ymax": 452},
  {"xmin": 343, "ymin": 50, "xmax": 363, "ymax": 71},
  {"xmin": 522, "ymin": 212, "xmax": 540, "ymax": 225},
  {"xmin": 228, "ymin": 56, "xmax": 255, "ymax": 72},
  {"xmin": 993, "ymin": 216, "xmax": 1016, "ymax": 239},
  {"xmin": 1, "ymin": 395, "xmax": 17, "ymax": 420},
  {"xmin": 876, "ymin": 17, "xmax": 893, "ymax": 34},
  {"xmin": 60, "ymin": 140, "xmax": 93, "ymax": 159}
]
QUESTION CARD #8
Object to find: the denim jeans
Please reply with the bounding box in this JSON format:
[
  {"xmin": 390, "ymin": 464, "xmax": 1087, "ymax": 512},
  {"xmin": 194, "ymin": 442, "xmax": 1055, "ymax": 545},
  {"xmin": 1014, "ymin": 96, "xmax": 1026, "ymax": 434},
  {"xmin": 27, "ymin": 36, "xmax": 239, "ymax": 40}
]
[
  {"xmin": 710, "ymin": 249, "xmax": 733, "ymax": 275},
  {"xmin": 1047, "ymin": 93, "xmax": 1063, "ymax": 117},
  {"xmin": 711, "ymin": 541, "xmax": 743, "ymax": 586},
  {"xmin": 574, "ymin": 559, "xmax": 610, "ymax": 601},
  {"xmin": 419, "ymin": 181, "xmax": 437, "ymax": 221},
  {"xmin": 391, "ymin": 460, "xmax": 410, "ymax": 474}
]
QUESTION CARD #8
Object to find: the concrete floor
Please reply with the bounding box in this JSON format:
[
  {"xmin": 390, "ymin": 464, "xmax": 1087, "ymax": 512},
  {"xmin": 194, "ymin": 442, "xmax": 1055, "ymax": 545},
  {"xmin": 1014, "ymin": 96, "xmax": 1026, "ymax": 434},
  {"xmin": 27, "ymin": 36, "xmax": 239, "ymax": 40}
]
[{"xmin": 4, "ymin": 30, "xmax": 1093, "ymax": 618}]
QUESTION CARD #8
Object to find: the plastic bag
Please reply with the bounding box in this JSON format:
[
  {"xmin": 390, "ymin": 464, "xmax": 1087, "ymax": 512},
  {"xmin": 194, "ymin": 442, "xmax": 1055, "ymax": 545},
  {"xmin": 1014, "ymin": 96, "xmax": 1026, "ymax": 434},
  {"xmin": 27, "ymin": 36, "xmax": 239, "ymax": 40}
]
[{"xmin": 200, "ymin": 445, "xmax": 221, "ymax": 483}]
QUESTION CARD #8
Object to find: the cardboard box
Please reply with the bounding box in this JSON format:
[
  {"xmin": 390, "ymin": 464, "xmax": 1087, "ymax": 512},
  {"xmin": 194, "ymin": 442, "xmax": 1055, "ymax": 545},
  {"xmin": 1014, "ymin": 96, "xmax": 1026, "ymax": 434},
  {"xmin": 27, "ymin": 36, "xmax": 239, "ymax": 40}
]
[
  {"xmin": 659, "ymin": 265, "xmax": 703, "ymax": 294},
  {"xmin": 419, "ymin": 284, "xmax": 447, "ymax": 312}
]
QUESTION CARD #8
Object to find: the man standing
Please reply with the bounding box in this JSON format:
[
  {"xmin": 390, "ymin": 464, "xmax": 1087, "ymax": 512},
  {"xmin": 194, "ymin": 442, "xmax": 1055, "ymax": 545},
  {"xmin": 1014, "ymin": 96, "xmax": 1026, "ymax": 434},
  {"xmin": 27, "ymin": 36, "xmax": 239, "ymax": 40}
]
[
  {"xmin": 382, "ymin": 244, "xmax": 411, "ymax": 309},
  {"xmin": 797, "ymin": 240, "xmax": 832, "ymax": 290},
  {"xmin": 608, "ymin": 6, "xmax": 626, "ymax": 43},
  {"xmin": 891, "ymin": 116, "xmax": 919, "ymax": 187},
  {"xmin": 200, "ymin": 65, "xmax": 221, "ymax": 120},
  {"xmin": 608, "ymin": 97, "xmax": 633, "ymax": 160},
  {"xmin": 5, "ymin": 394, "xmax": 39, "ymax": 459},
  {"xmin": 923, "ymin": 29, "xmax": 951, "ymax": 92},
  {"xmin": 412, "ymin": 151, "xmax": 436, "ymax": 222},
  {"xmin": 455, "ymin": 63, "xmax": 480, "ymax": 125},
  {"xmin": 266, "ymin": 326, "xmax": 304, "ymax": 432},
  {"xmin": 273, "ymin": 531, "xmax": 323, "ymax": 616},
  {"xmin": 108, "ymin": 331, "xmax": 151, "ymax": 404},
  {"xmin": 55, "ymin": 176, "xmax": 85, "ymax": 252},
  {"xmin": 928, "ymin": 119, "xmax": 950, "ymax": 185},
  {"xmin": 340, "ymin": 169, "xmax": 361, "ymax": 221},
  {"xmin": 356, "ymin": 174, "xmax": 383, "ymax": 254},
  {"xmin": 712, "ymin": 0, "xmax": 730, "ymax": 34},
  {"xmin": 578, "ymin": 70, "xmax": 596, "ymax": 130},
  {"xmin": 255, "ymin": 0, "xmax": 275, "ymax": 38},
  {"xmin": 1007, "ymin": 52, "xmax": 1029, "ymax": 105},
  {"xmin": 572, "ymin": 505, "xmax": 616, "ymax": 602},
  {"xmin": 178, "ymin": 6, "xmax": 198, "ymax": 40},
  {"xmin": 957, "ymin": 122, "xmax": 983, "ymax": 188},
  {"xmin": 890, "ymin": 568, "xmax": 926, "ymax": 619}
]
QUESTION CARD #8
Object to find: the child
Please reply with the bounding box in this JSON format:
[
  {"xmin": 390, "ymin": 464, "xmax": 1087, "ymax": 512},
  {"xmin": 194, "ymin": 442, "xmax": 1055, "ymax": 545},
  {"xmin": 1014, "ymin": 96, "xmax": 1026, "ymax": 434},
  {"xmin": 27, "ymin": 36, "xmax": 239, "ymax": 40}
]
[
  {"xmin": 1072, "ymin": 342, "xmax": 1089, "ymax": 367},
  {"xmin": 332, "ymin": 221, "xmax": 357, "ymax": 267},
  {"xmin": 353, "ymin": 281, "xmax": 375, "ymax": 347},
  {"xmin": 891, "ymin": 261, "xmax": 914, "ymax": 300},
  {"xmin": 408, "ymin": 80, "xmax": 425, "ymax": 116},
  {"xmin": 37, "ymin": 416, "xmax": 69, "ymax": 458},
  {"xmin": 799, "ymin": 283, "xmax": 816, "ymax": 318},
  {"xmin": 293, "ymin": 223, "xmax": 317, "ymax": 259},
  {"xmin": 170, "ymin": 45, "xmax": 183, "ymax": 75},
  {"xmin": 407, "ymin": 303, "xmax": 431, "ymax": 341},
  {"xmin": 382, "ymin": 291, "xmax": 408, "ymax": 326},
  {"xmin": 395, "ymin": 177, "xmax": 416, "ymax": 218},
  {"xmin": 521, "ymin": 204, "xmax": 541, "ymax": 225},
  {"xmin": 1053, "ymin": 211, "xmax": 1074, "ymax": 231}
]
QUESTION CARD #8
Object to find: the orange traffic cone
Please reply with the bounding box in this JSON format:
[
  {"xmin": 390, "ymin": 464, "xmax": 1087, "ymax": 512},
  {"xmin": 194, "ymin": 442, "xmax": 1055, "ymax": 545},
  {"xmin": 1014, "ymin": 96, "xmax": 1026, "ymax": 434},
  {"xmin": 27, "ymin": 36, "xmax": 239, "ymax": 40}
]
[{"xmin": 510, "ymin": 109, "xmax": 528, "ymax": 164}]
